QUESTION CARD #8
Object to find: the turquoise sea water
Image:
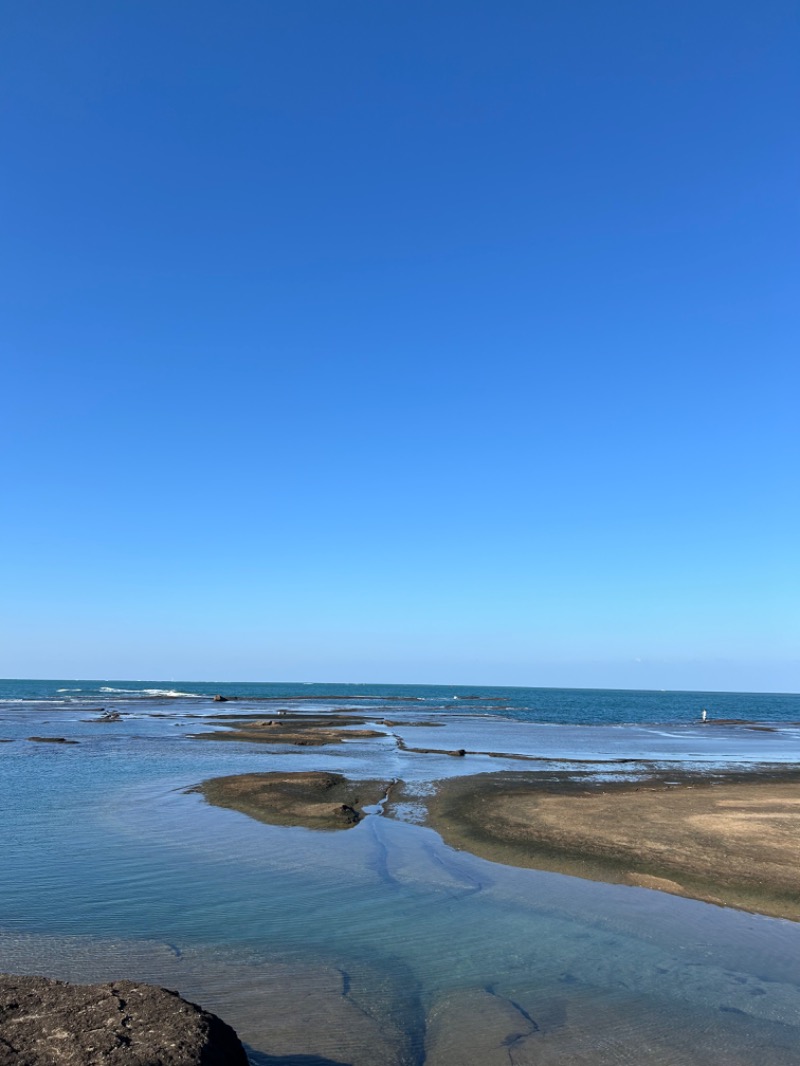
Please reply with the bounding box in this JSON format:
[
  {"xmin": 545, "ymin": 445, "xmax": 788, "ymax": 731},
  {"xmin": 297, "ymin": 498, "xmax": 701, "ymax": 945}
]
[{"xmin": 2, "ymin": 679, "xmax": 799, "ymax": 1064}]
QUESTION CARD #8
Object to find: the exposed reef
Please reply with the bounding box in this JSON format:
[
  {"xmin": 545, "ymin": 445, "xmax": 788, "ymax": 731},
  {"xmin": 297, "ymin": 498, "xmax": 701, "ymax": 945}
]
[
  {"xmin": 190, "ymin": 771, "xmax": 392, "ymax": 830},
  {"xmin": 188, "ymin": 712, "xmax": 385, "ymax": 747}
]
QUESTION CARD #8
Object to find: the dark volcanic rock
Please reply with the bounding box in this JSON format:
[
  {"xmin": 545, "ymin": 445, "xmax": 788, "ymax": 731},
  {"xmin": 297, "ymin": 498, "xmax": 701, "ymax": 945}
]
[{"xmin": 0, "ymin": 974, "xmax": 249, "ymax": 1065}]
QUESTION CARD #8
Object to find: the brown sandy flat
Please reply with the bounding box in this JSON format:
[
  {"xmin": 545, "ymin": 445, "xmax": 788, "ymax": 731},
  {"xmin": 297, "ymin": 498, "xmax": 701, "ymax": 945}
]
[
  {"xmin": 190, "ymin": 771, "xmax": 391, "ymax": 830},
  {"xmin": 421, "ymin": 769, "xmax": 800, "ymax": 921},
  {"xmin": 188, "ymin": 714, "xmax": 385, "ymax": 747}
]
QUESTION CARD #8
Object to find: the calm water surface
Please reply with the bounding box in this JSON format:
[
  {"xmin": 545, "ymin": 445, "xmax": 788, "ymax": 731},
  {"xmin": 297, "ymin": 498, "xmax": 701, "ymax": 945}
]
[{"xmin": 2, "ymin": 680, "xmax": 799, "ymax": 1064}]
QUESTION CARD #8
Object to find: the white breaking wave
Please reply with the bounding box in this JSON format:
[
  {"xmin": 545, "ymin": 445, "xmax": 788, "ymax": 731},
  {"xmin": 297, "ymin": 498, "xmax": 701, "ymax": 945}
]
[
  {"xmin": 141, "ymin": 688, "xmax": 204, "ymax": 698},
  {"xmin": 98, "ymin": 687, "xmax": 202, "ymax": 698},
  {"xmin": 0, "ymin": 698, "xmax": 64, "ymax": 703}
]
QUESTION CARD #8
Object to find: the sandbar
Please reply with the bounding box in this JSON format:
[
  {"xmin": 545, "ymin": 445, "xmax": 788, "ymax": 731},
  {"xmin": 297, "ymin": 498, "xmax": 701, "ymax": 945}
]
[
  {"xmin": 186, "ymin": 709, "xmax": 800, "ymax": 922},
  {"xmin": 190, "ymin": 771, "xmax": 391, "ymax": 830},
  {"xmin": 188, "ymin": 713, "xmax": 385, "ymax": 747},
  {"xmin": 418, "ymin": 768, "xmax": 800, "ymax": 921}
]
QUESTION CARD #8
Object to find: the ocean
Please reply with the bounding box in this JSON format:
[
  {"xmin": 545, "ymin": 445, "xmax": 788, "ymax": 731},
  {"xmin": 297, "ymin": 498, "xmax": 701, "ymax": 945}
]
[
  {"xmin": 2, "ymin": 679, "xmax": 799, "ymax": 1064},
  {"xmin": 4, "ymin": 677, "xmax": 800, "ymax": 724}
]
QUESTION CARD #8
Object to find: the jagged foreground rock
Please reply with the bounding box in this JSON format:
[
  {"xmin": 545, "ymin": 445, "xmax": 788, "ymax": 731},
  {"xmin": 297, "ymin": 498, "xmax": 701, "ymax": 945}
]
[{"xmin": 0, "ymin": 975, "xmax": 248, "ymax": 1066}]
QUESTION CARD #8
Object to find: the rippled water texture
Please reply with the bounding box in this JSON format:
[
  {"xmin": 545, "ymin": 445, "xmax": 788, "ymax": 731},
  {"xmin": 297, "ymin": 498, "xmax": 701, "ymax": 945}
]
[{"xmin": 2, "ymin": 681, "xmax": 799, "ymax": 1064}]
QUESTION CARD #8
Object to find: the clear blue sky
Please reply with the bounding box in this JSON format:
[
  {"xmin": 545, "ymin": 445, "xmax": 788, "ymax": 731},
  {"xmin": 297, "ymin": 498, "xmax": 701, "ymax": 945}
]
[{"xmin": 2, "ymin": 1, "xmax": 798, "ymax": 690}]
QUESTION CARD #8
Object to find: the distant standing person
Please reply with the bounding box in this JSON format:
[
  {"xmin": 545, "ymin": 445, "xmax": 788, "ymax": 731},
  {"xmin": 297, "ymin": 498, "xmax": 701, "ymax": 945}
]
[{"xmin": 701, "ymin": 709, "xmax": 708, "ymax": 723}]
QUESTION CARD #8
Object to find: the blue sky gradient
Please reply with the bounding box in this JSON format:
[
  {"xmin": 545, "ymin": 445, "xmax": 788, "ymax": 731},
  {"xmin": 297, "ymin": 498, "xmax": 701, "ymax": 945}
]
[{"xmin": 2, "ymin": 2, "xmax": 798, "ymax": 689}]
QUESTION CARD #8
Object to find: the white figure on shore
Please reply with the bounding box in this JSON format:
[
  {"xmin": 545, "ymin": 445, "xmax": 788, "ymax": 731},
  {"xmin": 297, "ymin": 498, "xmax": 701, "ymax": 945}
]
[{"xmin": 701, "ymin": 709, "xmax": 707, "ymax": 723}]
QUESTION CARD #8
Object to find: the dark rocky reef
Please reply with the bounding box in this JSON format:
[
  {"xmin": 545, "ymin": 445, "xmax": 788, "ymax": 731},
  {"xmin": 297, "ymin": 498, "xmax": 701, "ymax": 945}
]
[
  {"xmin": 26, "ymin": 737, "xmax": 79, "ymax": 745},
  {"xmin": 0, "ymin": 974, "xmax": 248, "ymax": 1065}
]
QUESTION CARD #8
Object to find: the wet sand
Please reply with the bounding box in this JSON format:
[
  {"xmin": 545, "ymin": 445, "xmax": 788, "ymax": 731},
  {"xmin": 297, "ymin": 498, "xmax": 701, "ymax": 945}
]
[
  {"xmin": 185, "ymin": 703, "xmax": 800, "ymax": 923},
  {"xmin": 191, "ymin": 771, "xmax": 391, "ymax": 830},
  {"xmin": 420, "ymin": 768, "xmax": 800, "ymax": 921},
  {"xmin": 188, "ymin": 712, "xmax": 385, "ymax": 747},
  {"xmin": 192, "ymin": 759, "xmax": 800, "ymax": 920}
]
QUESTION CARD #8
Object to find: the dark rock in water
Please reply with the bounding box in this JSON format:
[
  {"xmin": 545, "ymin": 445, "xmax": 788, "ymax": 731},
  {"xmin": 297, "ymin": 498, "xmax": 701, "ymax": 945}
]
[
  {"xmin": 335, "ymin": 803, "xmax": 361, "ymax": 825},
  {"xmin": 0, "ymin": 974, "xmax": 249, "ymax": 1065},
  {"xmin": 27, "ymin": 737, "xmax": 79, "ymax": 745},
  {"xmin": 213, "ymin": 694, "xmax": 228, "ymax": 702}
]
